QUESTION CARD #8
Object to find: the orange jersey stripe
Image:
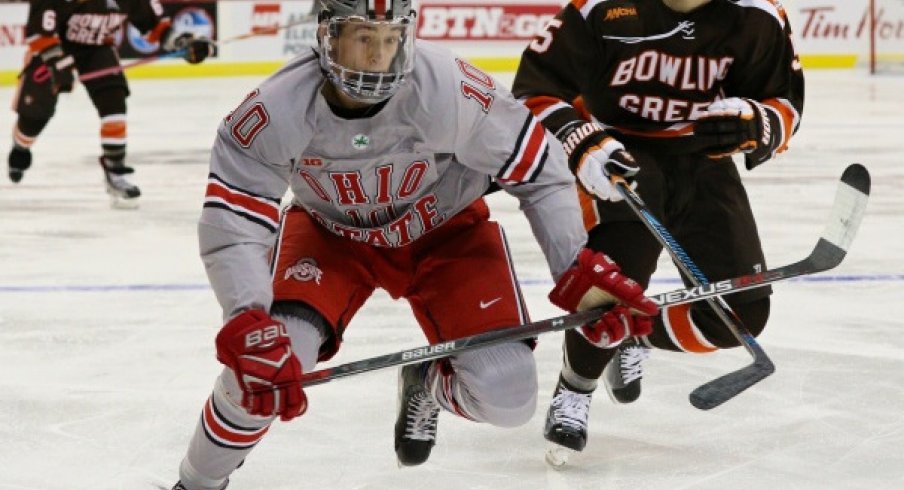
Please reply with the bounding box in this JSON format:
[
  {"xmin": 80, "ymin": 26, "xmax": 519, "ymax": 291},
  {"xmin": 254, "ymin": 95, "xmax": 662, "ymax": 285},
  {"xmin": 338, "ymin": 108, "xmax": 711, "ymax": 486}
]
[
  {"xmin": 577, "ymin": 187, "xmax": 598, "ymax": 230},
  {"xmin": 101, "ymin": 120, "xmax": 127, "ymax": 139},
  {"xmin": 28, "ymin": 36, "xmax": 59, "ymax": 54},
  {"xmin": 524, "ymin": 95, "xmax": 564, "ymax": 117},
  {"xmin": 665, "ymin": 304, "xmax": 717, "ymax": 353},
  {"xmin": 572, "ymin": 96, "xmax": 592, "ymax": 121},
  {"xmin": 146, "ymin": 19, "xmax": 172, "ymax": 44},
  {"xmin": 763, "ymin": 98, "xmax": 796, "ymax": 153}
]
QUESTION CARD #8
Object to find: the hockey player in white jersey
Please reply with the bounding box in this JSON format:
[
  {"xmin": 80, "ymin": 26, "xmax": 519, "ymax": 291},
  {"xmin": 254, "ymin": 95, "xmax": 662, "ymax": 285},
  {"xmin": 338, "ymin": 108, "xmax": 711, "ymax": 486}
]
[{"xmin": 171, "ymin": 0, "xmax": 657, "ymax": 487}]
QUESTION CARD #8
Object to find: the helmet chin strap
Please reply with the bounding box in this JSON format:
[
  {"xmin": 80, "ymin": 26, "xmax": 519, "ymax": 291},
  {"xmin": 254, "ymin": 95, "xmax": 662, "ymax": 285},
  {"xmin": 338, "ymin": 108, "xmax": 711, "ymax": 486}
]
[{"xmin": 322, "ymin": 80, "xmax": 376, "ymax": 109}]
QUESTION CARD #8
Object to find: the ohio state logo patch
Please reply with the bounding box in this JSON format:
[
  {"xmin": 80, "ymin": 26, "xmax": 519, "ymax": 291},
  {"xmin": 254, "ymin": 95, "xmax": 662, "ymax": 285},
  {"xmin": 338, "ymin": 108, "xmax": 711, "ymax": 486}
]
[{"xmin": 284, "ymin": 258, "xmax": 323, "ymax": 284}]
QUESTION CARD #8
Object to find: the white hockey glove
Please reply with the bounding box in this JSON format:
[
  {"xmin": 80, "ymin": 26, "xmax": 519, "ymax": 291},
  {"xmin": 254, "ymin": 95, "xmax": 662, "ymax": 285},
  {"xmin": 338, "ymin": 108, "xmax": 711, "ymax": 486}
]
[
  {"xmin": 694, "ymin": 97, "xmax": 772, "ymax": 159},
  {"xmin": 560, "ymin": 122, "xmax": 639, "ymax": 202}
]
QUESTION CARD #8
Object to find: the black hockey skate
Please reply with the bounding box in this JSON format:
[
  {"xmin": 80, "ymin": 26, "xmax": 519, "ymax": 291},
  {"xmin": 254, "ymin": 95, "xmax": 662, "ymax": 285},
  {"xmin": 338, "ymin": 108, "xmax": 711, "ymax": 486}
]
[
  {"xmin": 8, "ymin": 146, "xmax": 31, "ymax": 183},
  {"xmin": 99, "ymin": 157, "xmax": 140, "ymax": 208},
  {"xmin": 543, "ymin": 378, "xmax": 592, "ymax": 452},
  {"xmin": 394, "ymin": 361, "xmax": 440, "ymax": 466},
  {"xmin": 603, "ymin": 339, "xmax": 650, "ymax": 404}
]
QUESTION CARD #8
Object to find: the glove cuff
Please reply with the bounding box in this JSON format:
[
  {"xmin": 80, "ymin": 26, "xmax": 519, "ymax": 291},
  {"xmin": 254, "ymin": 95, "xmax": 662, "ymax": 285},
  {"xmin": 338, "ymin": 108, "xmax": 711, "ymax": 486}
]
[
  {"xmin": 560, "ymin": 121, "xmax": 604, "ymax": 157},
  {"xmin": 560, "ymin": 122, "xmax": 624, "ymax": 174},
  {"xmin": 39, "ymin": 45, "xmax": 69, "ymax": 65}
]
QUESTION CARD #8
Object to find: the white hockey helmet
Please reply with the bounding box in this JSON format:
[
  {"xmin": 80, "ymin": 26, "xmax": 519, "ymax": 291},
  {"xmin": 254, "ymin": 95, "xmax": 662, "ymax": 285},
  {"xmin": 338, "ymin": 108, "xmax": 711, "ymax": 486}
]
[{"xmin": 318, "ymin": 0, "xmax": 417, "ymax": 103}]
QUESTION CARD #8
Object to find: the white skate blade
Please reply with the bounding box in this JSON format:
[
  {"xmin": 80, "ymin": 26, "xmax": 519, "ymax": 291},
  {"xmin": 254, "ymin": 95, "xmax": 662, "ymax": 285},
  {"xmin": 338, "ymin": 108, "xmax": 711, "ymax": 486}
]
[{"xmin": 545, "ymin": 444, "xmax": 573, "ymax": 469}]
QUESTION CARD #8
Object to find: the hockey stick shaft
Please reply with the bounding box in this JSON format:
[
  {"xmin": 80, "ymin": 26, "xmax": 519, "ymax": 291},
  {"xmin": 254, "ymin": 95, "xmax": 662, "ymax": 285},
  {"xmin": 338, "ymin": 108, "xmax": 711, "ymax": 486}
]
[
  {"xmin": 615, "ymin": 163, "xmax": 870, "ymax": 409},
  {"xmin": 297, "ymin": 243, "xmax": 839, "ymax": 388},
  {"xmin": 299, "ymin": 308, "xmax": 606, "ymax": 387},
  {"xmin": 78, "ymin": 17, "xmax": 314, "ymax": 82},
  {"xmin": 612, "ymin": 176, "xmax": 775, "ymax": 409},
  {"xmin": 298, "ymin": 165, "xmax": 869, "ymax": 390}
]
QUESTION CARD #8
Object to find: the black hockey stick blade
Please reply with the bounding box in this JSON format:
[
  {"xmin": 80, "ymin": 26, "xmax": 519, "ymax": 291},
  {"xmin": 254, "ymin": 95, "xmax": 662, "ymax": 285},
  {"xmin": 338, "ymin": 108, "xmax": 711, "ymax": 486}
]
[
  {"xmin": 688, "ymin": 355, "xmax": 775, "ymax": 410},
  {"xmin": 688, "ymin": 163, "xmax": 870, "ymax": 409}
]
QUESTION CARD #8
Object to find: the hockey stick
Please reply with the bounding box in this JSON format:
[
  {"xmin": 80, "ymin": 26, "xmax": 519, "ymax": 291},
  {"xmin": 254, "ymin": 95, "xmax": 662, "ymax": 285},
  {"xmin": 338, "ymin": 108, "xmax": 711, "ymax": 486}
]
[
  {"xmin": 299, "ymin": 161, "xmax": 868, "ymax": 389},
  {"xmin": 614, "ymin": 163, "xmax": 870, "ymax": 409},
  {"xmin": 78, "ymin": 16, "xmax": 316, "ymax": 83}
]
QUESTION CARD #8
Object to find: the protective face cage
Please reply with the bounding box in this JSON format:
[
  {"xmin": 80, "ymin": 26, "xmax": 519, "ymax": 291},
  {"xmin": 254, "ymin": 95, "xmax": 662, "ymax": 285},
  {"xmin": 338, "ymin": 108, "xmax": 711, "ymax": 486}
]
[{"xmin": 318, "ymin": 6, "xmax": 416, "ymax": 104}]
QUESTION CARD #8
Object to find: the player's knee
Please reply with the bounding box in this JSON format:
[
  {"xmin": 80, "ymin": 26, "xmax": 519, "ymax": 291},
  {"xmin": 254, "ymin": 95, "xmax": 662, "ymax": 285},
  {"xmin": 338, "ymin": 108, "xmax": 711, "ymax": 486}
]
[
  {"xmin": 91, "ymin": 87, "xmax": 127, "ymax": 116},
  {"xmin": 451, "ymin": 342, "xmax": 537, "ymax": 427},
  {"xmin": 693, "ymin": 296, "xmax": 771, "ymax": 347},
  {"xmin": 737, "ymin": 297, "xmax": 770, "ymax": 338}
]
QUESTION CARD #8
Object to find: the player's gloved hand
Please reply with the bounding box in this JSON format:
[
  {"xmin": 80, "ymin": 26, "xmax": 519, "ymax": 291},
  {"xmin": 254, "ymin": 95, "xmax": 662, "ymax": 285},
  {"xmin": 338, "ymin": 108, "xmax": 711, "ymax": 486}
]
[
  {"xmin": 163, "ymin": 30, "xmax": 214, "ymax": 64},
  {"xmin": 38, "ymin": 45, "xmax": 74, "ymax": 93},
  {"xmin": 549, "ymin": 248, "xmax": 658, "ymax": 348},
  {"xmin": 694, "ymin": 97, "xmax": 772, "ymax": 159},
  {"xmin": 561, "ymin": 121, "xmax": 639, "ymax": 202},
  {"xmin": 215, "ymin": 309, "xmax": 308, "ymax": 421}
]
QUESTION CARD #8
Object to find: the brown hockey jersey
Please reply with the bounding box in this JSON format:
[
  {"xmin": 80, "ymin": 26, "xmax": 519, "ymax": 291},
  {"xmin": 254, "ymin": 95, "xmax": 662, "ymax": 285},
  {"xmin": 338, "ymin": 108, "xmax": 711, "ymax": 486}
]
[
  {"xmin": 25, "ymin": 0, "xmax": 169, "ymax": 53},
  {"xmin": 513, "ymin": 0, "xmax": 804, "ymax": 167}
]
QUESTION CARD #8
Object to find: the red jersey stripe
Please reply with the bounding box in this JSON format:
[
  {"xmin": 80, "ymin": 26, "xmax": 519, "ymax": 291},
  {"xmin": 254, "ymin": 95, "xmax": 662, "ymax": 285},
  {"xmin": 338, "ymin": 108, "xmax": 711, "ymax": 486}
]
[
  {"xmin": 202, "ymin": 398, "xmax": 269, "ymax": 445},
  {"xmin": 205, "ymin": 181, "xmax": 280, "ymax": 224},
  {"xmin": 505, "ymin": 120, "xmax": 547, "ymax": 182}
]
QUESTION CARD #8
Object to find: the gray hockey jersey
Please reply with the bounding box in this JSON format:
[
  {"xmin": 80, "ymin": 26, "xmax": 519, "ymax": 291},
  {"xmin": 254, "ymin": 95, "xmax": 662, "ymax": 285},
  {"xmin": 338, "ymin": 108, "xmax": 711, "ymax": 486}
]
[{"xmin": 199, "ymin": 41, "xmax": 587, "ymax": 318}]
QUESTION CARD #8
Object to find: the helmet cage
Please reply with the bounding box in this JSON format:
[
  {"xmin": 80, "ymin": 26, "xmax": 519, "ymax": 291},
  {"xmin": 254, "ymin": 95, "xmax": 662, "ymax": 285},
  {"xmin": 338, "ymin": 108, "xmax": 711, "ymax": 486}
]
[{"xmin": 320, "ymin": 10, "xmax": 415, "ymax": 104}]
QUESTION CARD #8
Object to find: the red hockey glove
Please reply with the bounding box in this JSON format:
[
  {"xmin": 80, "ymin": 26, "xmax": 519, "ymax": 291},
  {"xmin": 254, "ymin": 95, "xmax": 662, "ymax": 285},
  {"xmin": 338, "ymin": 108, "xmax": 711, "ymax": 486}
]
[
  {"xmin": 38, "ymin": 45, "xmax": 74, "ymax": 93},
  {"xmin": 561, "ymin": 122, "xmax": 639, "ymax": 202},
  {"xmin": 215, "ymin": 309, "xmax": 307, "ymax": 421},
  {"xmin": 549, "ymin": 248, "xmax": 658, "ymax": 348},
  {"xmin": 577, "ymin": 304, "xmax": 654, "ymax": 348},
  {"xmin": 694, "ymin": 97, "xmax": 772, "ymax": 159}
]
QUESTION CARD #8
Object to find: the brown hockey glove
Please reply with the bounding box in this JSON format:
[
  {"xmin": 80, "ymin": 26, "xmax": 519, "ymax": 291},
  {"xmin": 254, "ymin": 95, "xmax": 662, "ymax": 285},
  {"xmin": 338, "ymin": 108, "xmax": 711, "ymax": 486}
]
[
  {"xmin": 694, "ymin": 97, "xmax": 772, "ymax": 159},
  {"xmin": 38, "ymin": 45, "xmax": 74, "ymax": 93},
  {"xmin": 163, "ymin": 29, "xmax": 215, "ymax": 64}
]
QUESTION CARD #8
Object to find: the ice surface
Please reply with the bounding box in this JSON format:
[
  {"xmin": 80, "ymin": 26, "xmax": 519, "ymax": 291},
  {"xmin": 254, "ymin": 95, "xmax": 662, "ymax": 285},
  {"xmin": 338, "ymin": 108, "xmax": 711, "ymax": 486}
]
[{"xmin": 0, "ymin": 69, "xmax": 902, "ymax": 489}]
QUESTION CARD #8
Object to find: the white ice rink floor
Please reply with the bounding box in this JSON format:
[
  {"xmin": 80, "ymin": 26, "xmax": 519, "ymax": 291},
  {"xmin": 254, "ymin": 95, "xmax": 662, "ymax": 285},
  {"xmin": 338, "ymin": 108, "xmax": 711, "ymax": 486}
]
[{"xmin": 1, "ymin": 69, "xmax": 902, "ymax": 490}]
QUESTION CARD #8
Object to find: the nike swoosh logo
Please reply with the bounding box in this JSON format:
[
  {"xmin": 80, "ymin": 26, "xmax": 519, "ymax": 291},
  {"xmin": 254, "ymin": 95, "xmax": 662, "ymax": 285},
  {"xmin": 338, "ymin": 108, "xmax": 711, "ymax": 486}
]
[{"xmin": 480, "ymin": 298, "xmax": 502, "ymax": 309}]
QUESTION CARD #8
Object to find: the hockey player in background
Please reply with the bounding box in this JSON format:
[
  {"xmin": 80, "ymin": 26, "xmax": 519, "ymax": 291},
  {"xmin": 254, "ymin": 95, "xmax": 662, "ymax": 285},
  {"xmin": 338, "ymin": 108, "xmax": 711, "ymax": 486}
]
[
  {"xmin": 170, "ymin": 0, "xmax": 659, "ymax": 488},
  {"xmin": 7, "ymin": 0, "xmax": 213, "ymax": 207},
  {"xmin": 512, "ymin": 0, "xmax": 804, "ymax": 456}
]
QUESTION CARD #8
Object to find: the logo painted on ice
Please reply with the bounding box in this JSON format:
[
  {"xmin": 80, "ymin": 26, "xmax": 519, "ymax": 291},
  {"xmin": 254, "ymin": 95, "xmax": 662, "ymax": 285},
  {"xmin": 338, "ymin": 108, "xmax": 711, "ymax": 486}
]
[{"xmin": 284, "ymin": 258, "xmax": 323, "ymax": 284}]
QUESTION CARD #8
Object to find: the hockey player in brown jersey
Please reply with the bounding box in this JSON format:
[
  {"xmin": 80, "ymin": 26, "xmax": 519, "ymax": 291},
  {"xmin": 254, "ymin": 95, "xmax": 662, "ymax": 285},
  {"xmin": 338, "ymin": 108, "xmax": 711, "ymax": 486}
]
[
  {"xmin": 169, "ymin": 0, "xmax": 660, "ymax": 487},
  {"xmin": 512, "ymin": 0, "xmax": 804, "ymax": 458},
  {"xmin": 7, "ymin": 0, "xmax": 212, "ymax": 207}
]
